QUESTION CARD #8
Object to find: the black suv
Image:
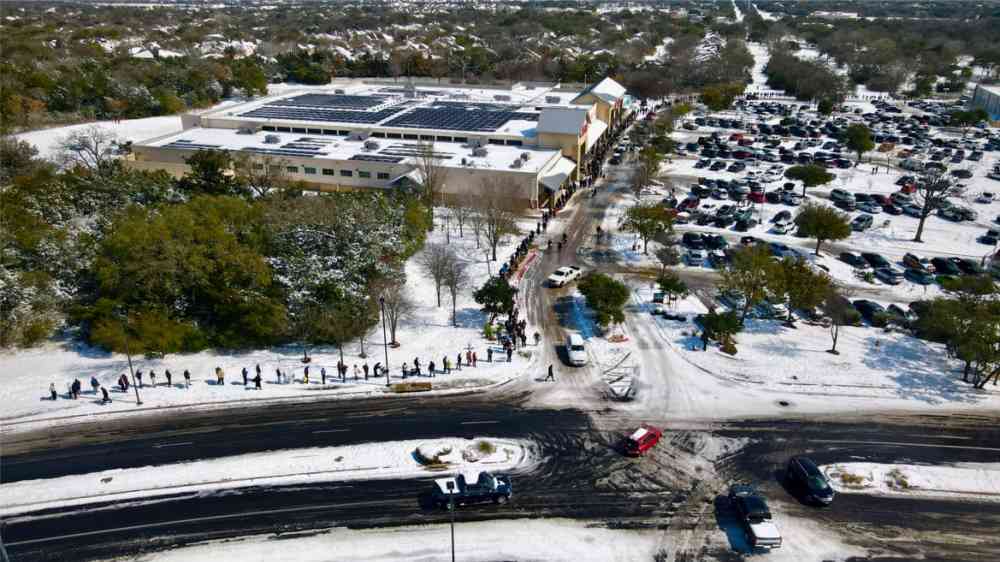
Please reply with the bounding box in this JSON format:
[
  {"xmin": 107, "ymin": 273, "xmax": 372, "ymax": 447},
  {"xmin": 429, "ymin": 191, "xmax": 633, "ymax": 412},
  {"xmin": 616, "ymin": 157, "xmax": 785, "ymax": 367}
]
[{"xmin": 785, "ymin": 456, "xmax": 835, "ymax": 506}]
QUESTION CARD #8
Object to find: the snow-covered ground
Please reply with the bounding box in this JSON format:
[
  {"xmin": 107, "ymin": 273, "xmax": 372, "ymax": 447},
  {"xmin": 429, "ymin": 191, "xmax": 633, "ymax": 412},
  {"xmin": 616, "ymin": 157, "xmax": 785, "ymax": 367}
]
[
  {"xmin": 0, "ymin": 437, "xmax": 533, "ymax": 516},
  {"xmin": 0, "ymin": 211, "xmax": 543, "ymax": 433},
  {"xmin": 126, "ymin": 518, "xmax": 663, "ymax": 562},
  {"xmin": 822, "ymin": 462, "xmax": 1000, "ymax": 502},
  {"xmin": 15, "ymin": 115, "xmax": 185, "ymax": 160}
]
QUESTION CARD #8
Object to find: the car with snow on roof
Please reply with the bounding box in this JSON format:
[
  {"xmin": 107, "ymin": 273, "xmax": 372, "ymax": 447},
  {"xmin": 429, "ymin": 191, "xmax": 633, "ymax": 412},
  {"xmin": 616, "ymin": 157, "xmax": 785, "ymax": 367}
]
[
  {"xmin": 729, "ymin": 484, "xmax": 782, "ymax": 550},
  {"xmin": 623, "ymin": 424, "xmax": 663, "ymax": 456},
  {"xmin": 547, "ymin": 266, "xmax": 582, "ymax": 288}
]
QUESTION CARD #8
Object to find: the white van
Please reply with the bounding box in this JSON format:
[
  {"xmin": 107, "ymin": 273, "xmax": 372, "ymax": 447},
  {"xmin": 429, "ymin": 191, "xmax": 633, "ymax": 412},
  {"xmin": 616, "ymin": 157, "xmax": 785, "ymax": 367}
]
[{"xmin": 565, "ymin": 333, "xmax": 588, "ymax": 367}]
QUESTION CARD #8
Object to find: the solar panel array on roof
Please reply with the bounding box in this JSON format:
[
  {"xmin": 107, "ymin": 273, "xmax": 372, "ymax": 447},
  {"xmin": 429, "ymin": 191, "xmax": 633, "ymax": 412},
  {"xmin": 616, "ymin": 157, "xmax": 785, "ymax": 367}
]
[
  {"xmin": 242, "ymin": 147, "xmax": 326, "ymax": 158},
  {"xmin": 430, "ymin": 101, "xmax": 517, "ymax": 112},
  {"xmin": 163, "ymin": 139, "xmax": 221, "ymax": 150},
  {"xmin": 382, "ymin": 108, "xmax": 539, "ymax": 132},
  {"xmin": 269, "ymin": 94, "xmax": 390, "ymax": 110},
  {"xmin": 239, "ymin": 106, "xmax": 405, "ymax": 124},
  {"xmin": 349, "ymin": 154, "xmax": 405, "ymax": 163},
  {"xmin": 378, "ymin": 143, "xmax": 455, "ymax": 159}
]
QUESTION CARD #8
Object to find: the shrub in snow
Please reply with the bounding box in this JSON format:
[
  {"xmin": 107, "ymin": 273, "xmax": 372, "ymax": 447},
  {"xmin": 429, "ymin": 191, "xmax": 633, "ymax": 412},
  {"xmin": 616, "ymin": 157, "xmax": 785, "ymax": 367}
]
[{"xmin": 414, "ymin": 444, "xmax": 453, "ymax": 467}]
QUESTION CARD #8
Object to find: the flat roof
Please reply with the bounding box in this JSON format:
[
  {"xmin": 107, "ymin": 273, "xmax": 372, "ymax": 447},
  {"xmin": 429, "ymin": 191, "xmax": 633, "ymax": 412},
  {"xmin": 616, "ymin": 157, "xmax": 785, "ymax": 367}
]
[
  {"xmin": 200, "ymin": 83, "xmax": 587, "ymax": 135},
  {"xmin": 142, "ymin": 128, "xmax": 561, "ymax": 174}
]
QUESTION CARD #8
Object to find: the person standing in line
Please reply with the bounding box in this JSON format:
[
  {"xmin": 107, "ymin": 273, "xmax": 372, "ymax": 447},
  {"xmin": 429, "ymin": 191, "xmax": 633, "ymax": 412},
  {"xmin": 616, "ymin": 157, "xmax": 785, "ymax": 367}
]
[
  {"xmin": 465, "ymin": 350, "xmax": 472, "ymax": 367},
  {"xmin": 413, "ymin": 358, "xmax": 421, "ymax": 376},
  {"xmin": 304, "ymin": 366, "xmax": 310, "ymax": 384},
  {"xmin": 353, "ymin": 365, "xmax": 360, "ymax": 380},
  {"xmin": 275, "ymin": 368, "xmax": 282, "ymax": 384},
  {"xmin": 402, "ymin": 362, "xmax": 409, "ymax": 378},
  {"xmin": 321, "ymin": 367, "xmax": 327, "ymax": 385},
  {"xmin": 545, "ymin": 364, "xmax": 555, "ymax": 382},
  {"xmin": 136, "ymin": 370, "xmax": 143, "ymax": 388},
  {"xmin": 90, "ymin": 376, "xmax": 100, "ymax": 395},
  {"xmin": 373, "ymin": 362, "xmax": 381, "ymax": 378},
  {"xmin": 149, "ymin": 370, "xmax": 156, "ymax": 387},
  {"xmin": 101, "ymin": 386, "xmax": 112, "ymax": 404},
  {"xmin": 72, "ymin": 379, "xmax": 81, "ymax": 399},
  {"xmin": 50, "ymin": 382, "xmax": 58, "ymax": 401},
  {"xmin": 363, "ymin": 363, "xmax": 369, "ymax": 380},
  {"xmin": 442, "ymin": 356, "xmax": 450, "ymax": 374},
  {"xmin": 256, "ymin": 364, "xmax": 262, "ymax": 380},
  {"xmin": 165, "ymin": 369, "xmax": 172, "ymax": 387},
  {"xmin": 456, "ymin": 353, "xmax": 463, "ymax": 370},
  {"xmin": 487, "ymin": 347, "xmax": 493, "ymax": 363},
  {"xmin": 506, "ymin": 346, "xmax": 513, "ymax": 362},
  {"xmin": 429, "ymin": 360, "xmax": 436, "ymax": 377},
  {"xmin": 472, "ymin": 351, "xmax": 477, "ymax": 367},
  {"xmin": 242, "ymin": 367, "xmax": 249, "ymax": 387},
  {"xmin": 183, "ymin": 369, "xmax": 191, "ymax": 388},
  {"xmin": 253, "ymin": 372, "xmax": 262, "ymax": 390},
  {"xmin": 215, "ymin": 366, "xmax": 224, "ymax": 385}
]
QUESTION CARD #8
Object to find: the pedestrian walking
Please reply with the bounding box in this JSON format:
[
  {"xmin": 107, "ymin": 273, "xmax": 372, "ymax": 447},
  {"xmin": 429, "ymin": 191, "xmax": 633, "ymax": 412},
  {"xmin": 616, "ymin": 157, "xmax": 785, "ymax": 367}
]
[
  {"xmin": 72, "ymin": 378, "xmax": 81, "ymax": 399},
  {"xmin": 506, "ymin": 346, "xmax": 513, "ymax": 362},
  {"xmin": 150, "ymin": 370, "xmax": 156, "ymax": 387},
  {"xmin": 118, "ymin": 374, "xmax": 126, "ymax": 392},
  {"xmin": 456, "ymin": 353, "xmax": 463, "ymax": 370},
  {"xmin": 304, "ymin": 366, "xmax": 310, "ymax": 384},
  {"xmin": 520, "ymin": 333, "xmax": 527, "ymax": 347},
  {"xmin": 353, "ymin": 365, "xmax": 360, "ymax": 380},
  {"xmin": 275, "ymin": 368, "xmax": 282, "ymax": 384},
  {"xmin": 487, "ymin": 347, "xmax": 493, "ymax": 362},
  {"xmin": 472, "ymin": 351, "xmax": 477, "ymax": 367},
  {"xmin": 429, "ymin": 360, "xmax": 436, "ymax": 376},
  {"xmin": 50, "ymin": 382, "xmax": 58, "ymax": 401},
  {"xmin": 256, "ymin": 363, "xmax": 261, "ymax": 379},
  {"xmin": 101, "ymin": 386, "xmax": 112, "ymax": 404},
  {"xmin": 242, "ymin": 367, "xmax": 249, "ymax": 387},
  {"xmin": 363, "ymin": 363, "xmax": 369, "ymax": 380},
  {"xmin": 215, "ymin": 366, "xmax": 224, "ymax": 385},
  {"xmin": 373, "ymin": 362, "xmax": 381, "ymax": 377},
  {"xmin": 545, "ymin": 364, "xmax": 555, "ymax": 382},
  {"xmin": 165, "ymin": 369, "xmax": 172, "ymax": 387},
  {"xmin": 466, "ymin": 350, "xmax": 472, "ymax": 366},
  {"xmin": 442, "ymin": 355, "xmax": 449, "ymax": 374},
  {"xmin": 183, "ymin": 369, "xmax": 191, "ymax": 388},
  {"xmin": 136, "ymin": 370, "xmax": 143, "ymax": 388},
  {"xmin": 253, "ymin": 373, "xmax": 262, "ymax": 390},
  {"xmin": 90, "ymin": 376, "xmax": 100, "ymax": 395},
  {"xmin": 414, "ymin": 358, "xmax": 421, "ymax": 376},
  {"xmin": 402, "ymin": 362, "xmax": 409, "ymax": 378},
  {"xmin": 321, "ymin": 367, "xmax": 327, "ymax": 385}
]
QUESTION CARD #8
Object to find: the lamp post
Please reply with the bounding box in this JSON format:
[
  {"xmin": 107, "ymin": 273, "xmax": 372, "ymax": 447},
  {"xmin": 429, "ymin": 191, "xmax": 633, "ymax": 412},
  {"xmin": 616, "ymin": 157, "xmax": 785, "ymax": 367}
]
[
  {"xmin": 120, "ymin": 313, "xmax": 143, "ymax": 406},
  {"xmin": 446, "ymin": 481, "xmax": 456, "ymax": 562},
  {"xmin": 379, "ymin": 296, "xmax": 390, "ymax": 387}
]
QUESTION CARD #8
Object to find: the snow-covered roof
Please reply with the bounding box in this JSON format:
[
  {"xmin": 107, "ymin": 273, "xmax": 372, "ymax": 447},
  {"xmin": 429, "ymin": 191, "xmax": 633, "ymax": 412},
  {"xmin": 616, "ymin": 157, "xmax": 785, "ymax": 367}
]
[
  {"xmin": 573, "ymin": 77, "xmax": 627, "ymax": 104},
  {"xmin": 537, "ymin": 107, "xmax": 589, "ymax": 136},
  {"xmin": 539, "ymin": 157, "xmax": 577, "ymax": 191},
  {"xmin": 585, "ymin": 119, "xmax": 608, "ymax": 151}
]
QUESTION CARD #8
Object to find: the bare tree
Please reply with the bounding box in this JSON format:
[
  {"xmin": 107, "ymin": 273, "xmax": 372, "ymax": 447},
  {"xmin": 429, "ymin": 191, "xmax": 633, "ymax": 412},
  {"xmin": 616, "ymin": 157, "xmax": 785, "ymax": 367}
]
[
  {"xmin": 449, "ymin": 196, "xmax": 475, "ymax": 238},
  {"xmin": 478, "ymin": 177, "xmax": 520, "ymax": 261},
  {"xmin": 414, "ymin": 141, "xmax": 447, "ymax": 224},
  {"xmin": 443, "ymin": 252, "xmax": 470, "ymax": 327},
  {"xmin": 468, "ymin": 208, "xmax": 486, "ymax": 249},
  {"xmin": 821, "ymin": 286, "xmax": 858, "ymax": 355},
  {"xmin": 55, "ymin": 126, "xmax": 121, "ymax": 175},
  {"xmin": 233, "ymin": 153, "xmax": 291, "ymax": 198},
  {"xmin": 912, "ymin": 168, "xmax": 964, "ymax": 243},
  {"xmin": 417, "ymin": 243, "xmax": 453, "ymax": 307},
  {"xmin": 373, "ymin": 276, "xmax": 416, "ymax": 345}
]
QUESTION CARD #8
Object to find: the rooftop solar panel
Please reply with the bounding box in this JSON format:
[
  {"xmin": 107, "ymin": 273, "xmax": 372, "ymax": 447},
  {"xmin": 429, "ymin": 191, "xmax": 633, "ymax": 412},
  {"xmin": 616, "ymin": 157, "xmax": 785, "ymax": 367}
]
[
  {"xmin": 238, "ymin": 106, "xmax": 406, "ymax": 125},
  {"xmin": 349, "ymin": 154, "xmax": 405, "ymax": 163},
  {"xmin": 269, "ymin": 94, "xmax": 389, "ymax": 110},
  {"xmin": 381, "ymin": 108, "xmax": 539, "ymax": 132}
]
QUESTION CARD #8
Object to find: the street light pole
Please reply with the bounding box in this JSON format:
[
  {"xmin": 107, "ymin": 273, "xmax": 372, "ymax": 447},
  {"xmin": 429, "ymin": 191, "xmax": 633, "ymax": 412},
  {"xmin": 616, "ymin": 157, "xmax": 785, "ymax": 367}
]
[
  {"xmin": 121, "ymin": 314, "xmax": 143, "ymax": 406},
  {"xmin": 379, "ymin": 296, "xmax": 390, "ymax": 387}
]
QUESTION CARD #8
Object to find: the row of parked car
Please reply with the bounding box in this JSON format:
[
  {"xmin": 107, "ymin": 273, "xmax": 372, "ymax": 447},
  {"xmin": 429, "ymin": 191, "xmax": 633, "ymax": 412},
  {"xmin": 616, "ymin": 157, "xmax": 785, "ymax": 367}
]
[{"xmin": 839, "ymin": 250, "xmax": 996, "ymax": 286}]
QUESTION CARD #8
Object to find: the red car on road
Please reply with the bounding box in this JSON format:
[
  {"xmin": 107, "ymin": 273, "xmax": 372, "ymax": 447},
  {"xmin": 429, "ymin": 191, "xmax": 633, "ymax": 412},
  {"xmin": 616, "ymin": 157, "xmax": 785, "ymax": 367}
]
[{"xmin": 624, "ymin": 425, "xmax": 663, "ymax": 456}]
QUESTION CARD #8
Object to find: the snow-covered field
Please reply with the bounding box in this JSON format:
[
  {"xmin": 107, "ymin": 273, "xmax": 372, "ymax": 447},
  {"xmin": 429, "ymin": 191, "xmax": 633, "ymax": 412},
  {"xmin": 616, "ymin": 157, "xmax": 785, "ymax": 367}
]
[
  {"xmin": 823, "ymin": 462, "xmax": 1000, "ymax": 502},
  {"xmin": 0, "ymin": 211, "xmax": 543, "ymax": 433},
  {"xmin": 0, "ymin": 437, "xmax": 533, "ymax": 516},
  {"xmin": 629, "ymin": 285, "xmax": 1000, "ymax": 415},
  {"xmin": 128, "ymin": 518, "xmax": 663, "ymax": 562},
  {"xmin": 15, "ymin": 115, "xmax": 186, "ymax": 160}
]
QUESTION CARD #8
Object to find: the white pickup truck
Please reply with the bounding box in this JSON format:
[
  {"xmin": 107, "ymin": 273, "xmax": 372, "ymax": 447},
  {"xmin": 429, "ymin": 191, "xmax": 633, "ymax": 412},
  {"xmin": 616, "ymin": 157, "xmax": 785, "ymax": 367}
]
[{"xmin": 729, "ymin": 485, "xmax": 782, "ymax": 550}]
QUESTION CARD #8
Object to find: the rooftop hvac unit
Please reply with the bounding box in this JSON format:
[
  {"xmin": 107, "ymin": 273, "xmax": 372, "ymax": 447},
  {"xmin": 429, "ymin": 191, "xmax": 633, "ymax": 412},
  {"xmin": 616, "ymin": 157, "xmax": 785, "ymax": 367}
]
[
  {"xmin": 334, "ymin": 88, "xmax": 345, "ymax": 94},
  {"xmin": 472, "ymin": 147, "xmax": 488, "ymax": 157},
  {"xmin": 264, "ymin": 134, "xmax": 281, "ymax": 144},
  {"xmin": 520, "ymin": 152, "xmax": 531, "ymax": 161},
  {"xmin": 348, "ymin": 130, "xmax": 370, "ymax": 141},
  {"xmin": 467, "ymin": 138, "xmax": 483, "ymax": 148},
  {"xmin": 236, "ymin": 126, "xmax": 257, "ymax": 135},
  {"xmin": 364, "ymin": 140, "xmax": 380, "ymax": 150},
  {"xmin": 510, "ymin": 159, "xmax": 522, "ymax": 169},
  {"xmin": 494, "ymin": 94, "xmax": 512, "ymax": 101},
  {"xmin": 545, "ymin": 96, "xmax": 560, "ymax": 104}
]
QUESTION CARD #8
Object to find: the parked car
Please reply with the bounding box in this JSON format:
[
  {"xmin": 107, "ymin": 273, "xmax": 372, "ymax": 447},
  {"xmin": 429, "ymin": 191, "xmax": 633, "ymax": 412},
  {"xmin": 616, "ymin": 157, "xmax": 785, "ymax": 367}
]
[
  {"xmin": 682, "ymin": 232, "xmax": 705, "ymax": 249},
  {"xmin": 851, "ymin": 214, "xmax": 874, "ymax": 231},
  {"xmin": 951, "ymin": 257, "xmax": 984, "ymax": 276},
  {"xmin": 882, "ymin": 204, "xmax": 903, "ymax": 215},
  {"xmin": 853, "ymin": 299, "xmax": 886, "ymax": 323},
  {"xmin": 905, "ymin": 268, "xmax": 935, "ymax": 285},
  {"xmin": 858, "ymin": 201, "xmax": 882, "ymax": 214},
  {"xmin": 685, "ymin": 249, "xmax": 706, "ymax": 266},
  {"xmin": 547, "ymin": 266, "xmax": 582, "ymax": 288},
  {"xmin": 729, "ymin": 485, "xmax": 782, "ymax": 550},
  {"xmin": 874, "ymin": 267, "xmax": 903, "ymax": 285},
  {"xmin": 902, "ymin": 253, "xmax": 932, "ymax": 271},
  {"xmin": 931, "ymin": 257, "xmax": 961, "ymax": 276},
  {"xmin": 861, "ymin": 252, "xmax": 891, "ymax": 269},
  {"xmin": 978, "ymin": 192, "xmax": 996, "ymax": 204},
  {"xmin": 565, "ymin": 333, "xmax": 588, "ymax": 367},
  {"xmin": 840, "ymin": 252, "xmax": 869, "ymax": 269},
  {"xmin": 704, "ymin": 234, "xmax": 729, "ymax": 250},
  {"xmin": 830, "ymin": 189, "xmax": 855, "ymax": 204},
  {"xmin": 623, "ymin": 425, "xmax": 663, "ymax": 456},
  {"xmin": 980, "ymin": 229, "xmax": 1000, "ymax": 245},
  {"xmin": 785, "ymin": 456, "xmax": 835, "ymax": 506}
]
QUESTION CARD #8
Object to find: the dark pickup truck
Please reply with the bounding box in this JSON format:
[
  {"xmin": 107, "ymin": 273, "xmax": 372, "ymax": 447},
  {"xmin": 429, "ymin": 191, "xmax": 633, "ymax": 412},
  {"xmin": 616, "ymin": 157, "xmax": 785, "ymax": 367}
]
[
  {"xmin": 729, "ymin": 484, "xmax": 782, "ymax": 549},
  {"xmin": 432, "ymin": 471, "xmax": 513, "ymax": 509}
]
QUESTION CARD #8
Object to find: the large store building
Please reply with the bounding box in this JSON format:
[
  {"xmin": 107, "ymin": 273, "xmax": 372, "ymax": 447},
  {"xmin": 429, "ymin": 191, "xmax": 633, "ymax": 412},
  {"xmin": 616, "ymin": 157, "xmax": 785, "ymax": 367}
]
[
  {"xmin": 129, "ymin": 78, "xmax": 634, "ymax": 208},
  {"xmin": 971, "ymin": 84, "xmax": 1000, "ymax": 122}
]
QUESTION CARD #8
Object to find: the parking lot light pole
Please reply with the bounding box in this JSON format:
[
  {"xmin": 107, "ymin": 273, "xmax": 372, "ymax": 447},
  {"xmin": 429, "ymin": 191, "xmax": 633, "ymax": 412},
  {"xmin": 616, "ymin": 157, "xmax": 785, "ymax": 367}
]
[
  {"xmin": 379, "ymin": 296, "xmax": 390, "ymax": 387},
  {"xmin": 119, "ymin": 312, "xmax": 142, "ymax": 406}
]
